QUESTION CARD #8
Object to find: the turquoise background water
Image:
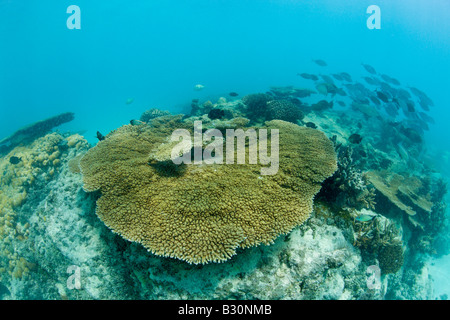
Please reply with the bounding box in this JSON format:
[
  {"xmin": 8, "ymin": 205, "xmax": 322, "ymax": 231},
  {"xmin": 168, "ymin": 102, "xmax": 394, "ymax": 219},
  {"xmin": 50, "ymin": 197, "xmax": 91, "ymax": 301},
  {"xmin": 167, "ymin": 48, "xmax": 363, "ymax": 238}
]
[{"xmin": 0, "ymin": 0, "xmax": 449, "ymax": 297}]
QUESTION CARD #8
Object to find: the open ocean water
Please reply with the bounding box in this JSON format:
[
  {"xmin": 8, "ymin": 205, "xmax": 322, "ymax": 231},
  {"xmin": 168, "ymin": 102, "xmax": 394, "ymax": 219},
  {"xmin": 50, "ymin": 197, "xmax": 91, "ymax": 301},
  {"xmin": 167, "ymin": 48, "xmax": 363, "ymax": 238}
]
[{"xmin": 0, "ymin": 0, "xmax": 449, "ymax": 300}]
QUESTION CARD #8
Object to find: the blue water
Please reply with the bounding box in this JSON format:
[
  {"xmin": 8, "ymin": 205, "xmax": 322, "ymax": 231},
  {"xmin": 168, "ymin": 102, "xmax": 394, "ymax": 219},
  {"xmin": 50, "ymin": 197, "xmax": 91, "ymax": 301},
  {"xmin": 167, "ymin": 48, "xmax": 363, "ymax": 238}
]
[{"xmin": 1, "ymin": 0, "xmax": 449, "ymax": 298}]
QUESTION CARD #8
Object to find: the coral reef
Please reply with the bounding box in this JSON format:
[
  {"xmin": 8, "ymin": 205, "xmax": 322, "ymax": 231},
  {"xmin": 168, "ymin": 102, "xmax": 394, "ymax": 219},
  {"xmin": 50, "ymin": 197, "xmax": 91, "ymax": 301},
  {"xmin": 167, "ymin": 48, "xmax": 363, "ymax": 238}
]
[
  {"xmin": 78, "ymin": 116, "xmax": 337, "ymax": 264},
  {"xmin": 0, "ymin": 68, "xmax": 446, "ymax": 300}
]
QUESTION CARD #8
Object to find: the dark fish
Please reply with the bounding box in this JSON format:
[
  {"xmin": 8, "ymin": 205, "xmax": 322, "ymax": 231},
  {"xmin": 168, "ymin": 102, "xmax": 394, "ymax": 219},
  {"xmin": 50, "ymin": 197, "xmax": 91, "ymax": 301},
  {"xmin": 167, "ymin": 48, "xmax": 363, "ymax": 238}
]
[
  {"xmin": 380, "ymin": 74, "xmax": 401, "ymax": 86},
  {"xmin": 336, "ymin": 100, "xmax": 346, "ymax": 107},
  {"xmin": 369, "ymin": 95, "xmax": 381, "ymax": 106},
  {"xmin": 336, "ymin": 88, "xmax": 347, "ymax": 96},
  {"xmin": 406, "ymin": 100, "xmax": 416, "ymax": 113},
  {"xmin": 419, "ymin": 120, "xmax": 430, "ymax": 131},
  {"xmin": 292, "ymin": 88, "xmax": 316, "ymax": 98},
  {"xmin": 409, "ymin": 87, "xmax": 434, "ymax": 106},
  {"xmin": 311, "ymin": 100, "xmax": 333, "ymax": 111},
  {"xmin": 401, "ymin": 126, "xmax": 423, "ymax": 144},
  {"xmin": 339, "ymin": 72, "xmax": 352, "ymax": 82},
  {"xmin": 130, "ymin": 119, "xmax": 145, "ymax": 126},
  {"xmin": 331, "ymin": 73, "xmax": 343, "ymax": 81},
  {"xmin": 363, "ymin": 77, "xmax": 378, "ymax": 86},
  {"xmin": 349, "ymin": 133, "xmax": 363, "ymax": 144},
  {"xmin": 391, "ymin": 98, "xmax": 401, "ymax": 109},
  {"xmin": 9, "ymin": 156, "xmax": 21, "ymax": 164},
  {"xmin": 325, "ymin": 83, "xmax": 339, "ymax": 96},
  {"xmin": 304, "ymin": 122, "xmax": 317, "ymax": 129},
  {"xmin": 397, "ymin": 88, "xmax": 412, "ymax": 100},
  {"xmin": 376, "ymin": 90, "xmax": 390, "ymax": 103},
  {"xmin": 409, "ymin": 86, "xmax": 424, "ymax": 97},
  {"xmin": 96, "ymin": 131, "xmax": 105, "ymax": 141},
  {"xmin": 419, "ymin": 99, "xmax": 430, "ymax": 111},
  {"xmin": 420, "ymin": 95, "xmax": 434, "ymax": 108},
  {"xmin": 298, "ymin": 73, "xmax": 312, "ymax": 79},
  {"xmin": 298, "ymin": 73, "xmax": 319, "ymax": 81},
  {"xmin": 312, "ymin": 59, "xmax": 327, "ymax": 67},
  {"xmin": 229, "ymin": 92, "xmax": 239, "ymax": 97},
  {"xmin": 354, "ymin": 82, "xmax": 369, "ymax": 91},
  {"xmin": 208, "ymin": 108, "xmax": 225, "ymax": 120},
  {"xmin": 355, "ymin": 97, "xmax": 370, "ymax": 105},
  {"xmin": 385, "ymin": 103, "xmax": 399, "ymax": 117},
  {"xmin": 362, "ymin": 63, "xmax": 377, "ymax": 74},
  {"xmin": 418, "ymin": 112, "xmax": 435, "ymax": 124},
  {"xmin": 320, "ymin": 74, "xmax": 335, "ymax": 85},
  {"xmin": 379, "ymin": 82, "xmax": 397, "ymax": 97}
]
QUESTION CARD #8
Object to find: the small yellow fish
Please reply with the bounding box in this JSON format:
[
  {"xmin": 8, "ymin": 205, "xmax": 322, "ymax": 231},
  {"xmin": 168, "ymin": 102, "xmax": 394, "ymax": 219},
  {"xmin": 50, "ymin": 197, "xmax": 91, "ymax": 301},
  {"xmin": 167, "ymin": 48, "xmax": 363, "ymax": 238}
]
[{"xmin": 126, "ymin": 98, "xmax": 134, "ymax": 105}]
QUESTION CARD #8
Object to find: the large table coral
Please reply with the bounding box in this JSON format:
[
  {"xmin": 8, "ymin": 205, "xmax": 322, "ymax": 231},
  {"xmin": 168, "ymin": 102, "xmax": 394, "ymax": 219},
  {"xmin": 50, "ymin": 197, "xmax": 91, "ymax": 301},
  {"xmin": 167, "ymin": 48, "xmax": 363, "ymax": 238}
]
[{"xmin": 79, "ymin": 116, "xmax": 337, "ymax": 264}]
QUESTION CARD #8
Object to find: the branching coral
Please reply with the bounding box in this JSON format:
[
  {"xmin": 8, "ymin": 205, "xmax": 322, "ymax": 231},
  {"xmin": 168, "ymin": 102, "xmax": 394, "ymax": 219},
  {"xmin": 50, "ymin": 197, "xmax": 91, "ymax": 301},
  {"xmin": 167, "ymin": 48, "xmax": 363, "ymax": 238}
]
[
  {"xmin": 318, "ymin": 145, "xmax": 376, "ymax": 211},
  {"xmin": 79, "ymin": 116, "xmax": 337, "ymax": 264}
]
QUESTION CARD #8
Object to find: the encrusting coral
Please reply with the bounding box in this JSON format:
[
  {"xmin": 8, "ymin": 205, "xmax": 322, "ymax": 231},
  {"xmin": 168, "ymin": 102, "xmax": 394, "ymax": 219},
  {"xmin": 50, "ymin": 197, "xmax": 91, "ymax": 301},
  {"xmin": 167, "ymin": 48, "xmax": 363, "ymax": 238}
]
[{"xmin": 79, "ymin": 116, "xmax": 337, "ymax": 264}]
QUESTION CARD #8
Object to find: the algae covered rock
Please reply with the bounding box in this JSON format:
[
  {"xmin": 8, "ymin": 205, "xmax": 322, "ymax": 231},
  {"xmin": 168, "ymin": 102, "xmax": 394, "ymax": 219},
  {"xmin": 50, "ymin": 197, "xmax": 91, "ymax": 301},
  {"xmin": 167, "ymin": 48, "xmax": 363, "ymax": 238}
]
[{"xmin": 79, "ymin": 116, "xmax": 337, "ymax": 264}]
